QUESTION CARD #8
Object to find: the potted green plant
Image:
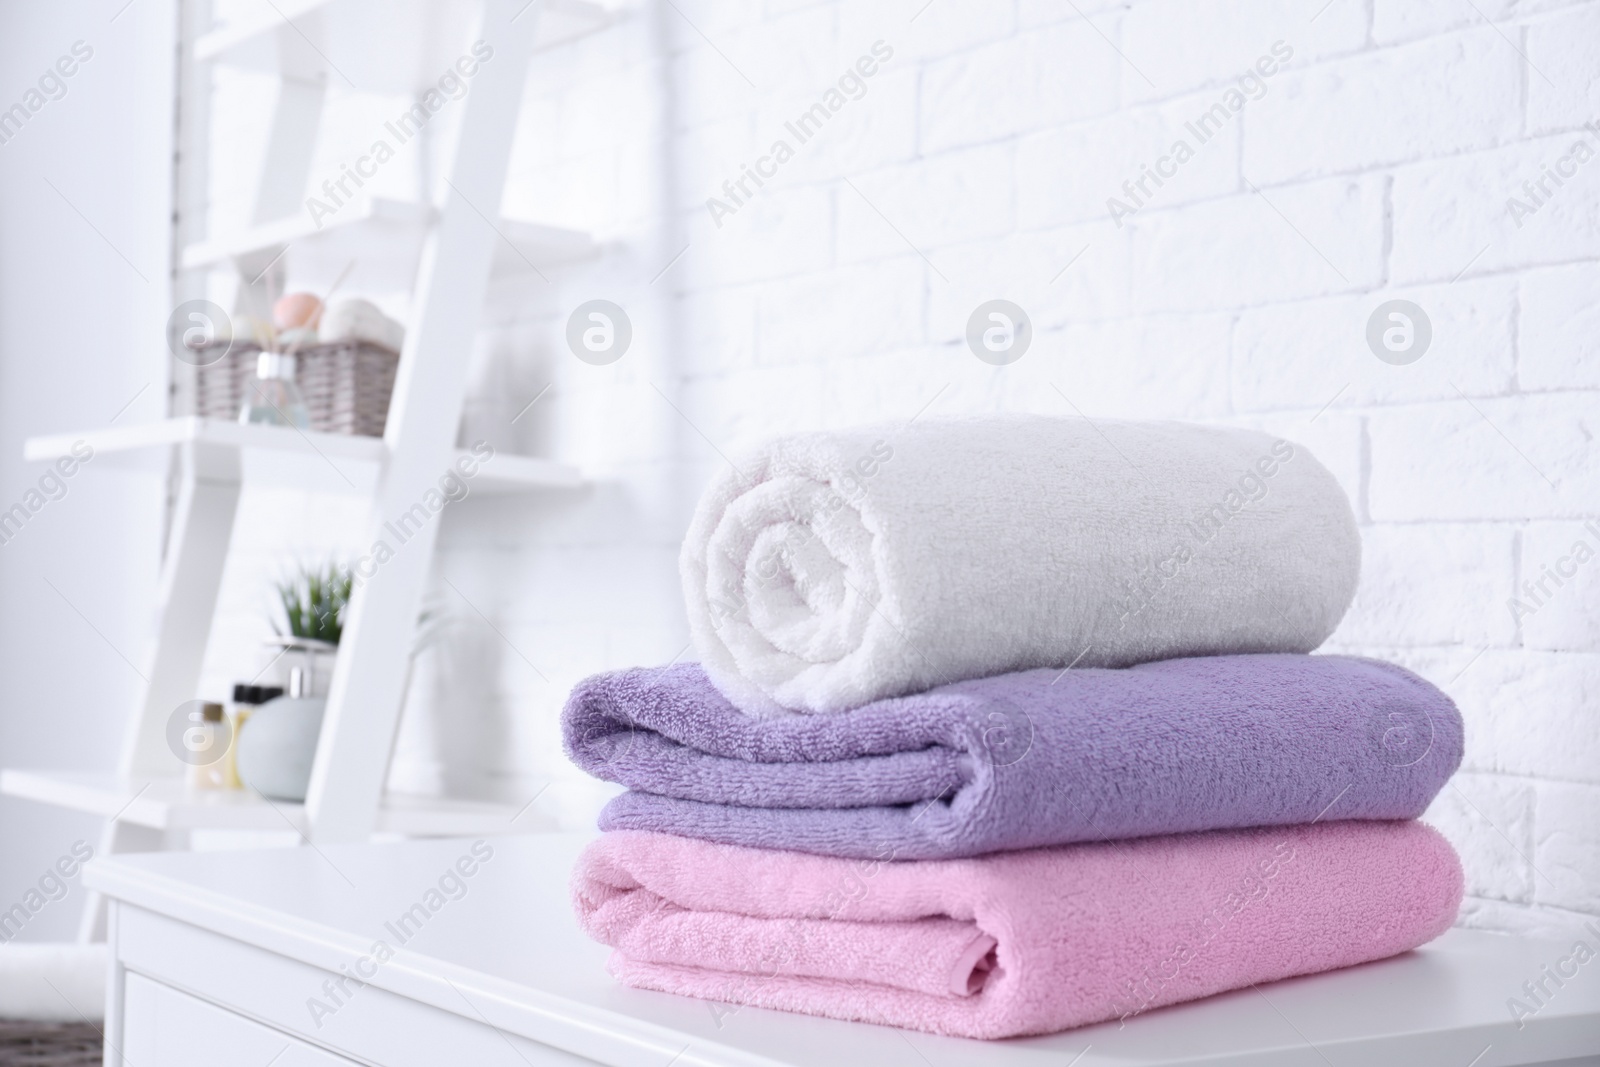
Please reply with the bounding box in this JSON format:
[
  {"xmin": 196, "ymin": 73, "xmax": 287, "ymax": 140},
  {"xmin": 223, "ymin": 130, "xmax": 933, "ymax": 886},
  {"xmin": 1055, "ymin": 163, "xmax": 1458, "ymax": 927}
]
[
  {"xmin": 266, "ymin": 562, "xmax": 352, "ymax": 696},
  {"xmin": 238, "ymin": 562, "xmax": 353, "ymax": 802}
]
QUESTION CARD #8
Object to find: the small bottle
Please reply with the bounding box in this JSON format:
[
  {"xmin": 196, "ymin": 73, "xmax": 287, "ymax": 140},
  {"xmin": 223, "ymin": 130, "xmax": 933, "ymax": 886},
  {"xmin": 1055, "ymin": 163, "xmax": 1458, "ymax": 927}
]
[
  {"xmin": 239, "ymin": 351, "xmax": 311, "ymax": 428},
  {"xmin": 185, "ymin": 702, "xmax": 231, "ymax": 791}
]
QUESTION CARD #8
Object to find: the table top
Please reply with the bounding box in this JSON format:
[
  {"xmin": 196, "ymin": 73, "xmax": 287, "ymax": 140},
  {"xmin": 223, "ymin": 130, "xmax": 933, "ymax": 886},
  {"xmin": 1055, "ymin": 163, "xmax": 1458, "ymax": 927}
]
[{"xmin": 87, "ymin": 833, "xmax": 1600, "ymax": 1067}]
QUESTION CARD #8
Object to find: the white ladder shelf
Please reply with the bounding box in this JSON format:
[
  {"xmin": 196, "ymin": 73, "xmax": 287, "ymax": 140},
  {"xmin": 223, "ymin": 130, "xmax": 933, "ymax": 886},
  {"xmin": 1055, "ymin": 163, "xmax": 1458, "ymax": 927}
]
[{"xmin": 1, "ymin": 0, "xmax": 612, "ymax": 940}]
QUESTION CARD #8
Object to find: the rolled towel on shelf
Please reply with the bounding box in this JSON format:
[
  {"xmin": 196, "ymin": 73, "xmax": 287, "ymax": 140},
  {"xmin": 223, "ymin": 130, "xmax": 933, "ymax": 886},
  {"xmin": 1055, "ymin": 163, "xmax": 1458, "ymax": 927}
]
[
  {"xmin": 317, "ymin": 297, "xmax": 405, "ymax": 353},
  {"xmin": 573, "ymin": 821, "xmax": 1463, "ymax": 1039},
  {"xmin": 564, "ymin": 654, "xmax": 1462, "ymax": 860},
  {"xmin": 682, "ymin": 416, "xmax": 1361, "ymax": 717},
  {"xmin": 0, "ymin": 943, "xmax": 106, "ymax": 1022}
]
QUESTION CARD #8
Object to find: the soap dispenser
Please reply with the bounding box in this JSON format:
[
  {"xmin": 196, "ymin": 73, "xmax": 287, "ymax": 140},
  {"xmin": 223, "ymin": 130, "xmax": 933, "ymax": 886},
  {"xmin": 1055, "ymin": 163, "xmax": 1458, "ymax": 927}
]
[{"xmin": 234, "ymin": 667, "xmax": 327, "ymax": 802}]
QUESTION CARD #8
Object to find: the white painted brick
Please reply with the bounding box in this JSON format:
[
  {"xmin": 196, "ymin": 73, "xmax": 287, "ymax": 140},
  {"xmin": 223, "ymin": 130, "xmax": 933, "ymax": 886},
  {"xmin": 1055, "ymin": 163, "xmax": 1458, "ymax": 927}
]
[
  {"xmin": 1527, "ymin": 4, "xmax": 1600, "ymax": 134},
  {"xmin": 304, "ymin": 90, "xmax": 425, "ymax": 205},
  {"xmin": 919, "ymin": 21, "xmax": 1121, "ymax": 153},
  {"xmin": 1519, "ymin": 521, "xmax": 1600, "ymax": 652},
  {"xmin": 668, "ymin": 39, "xmax": 768, "ymax": 129},
  {"xmin": 491, "ymin": 283, "xmax": 574, "ymax": 351},
  {"xmin": 688, "ymin": 182, "xmax": 834, "ymax": 286},
  {"xmin": 1038, "ymin": 314, "xmax": 1236, "ymax": 419},
  {"xmin": 1372, "ymin": 0, "xmax": 1572, "ymax": 45},
  {"xmin": 1016, "ymin": 89, "xmax": 1241, "ymax": 230},
  {"xmin": 1120, "ymin": 0, "xmax": 1367, "ymax": 104},
  {"xmin": 760, "ymin": 68, "xmax": 921, "ymax": 188},
  {"xmin": 460, "ymin": 325, "xmax": 565, "ymax": 445},
  {"xmin": 839, "ymin": 1, "xmax": 1015, "ymax": 64},
  {"xmin": 494, "ymin": 620, "xmax": 613, "ymax": 693},
  {"xmin": 683, "ymin": 361, "xmax": 831, "ymax": 452},
  {"xmin": 655, "ymin": 0, "xmax": 772, "ymax": 41},
  {"xmin": 1367, "ymin": 394, "xmax": 1600, "ymax": 521},
  {"xmin": 680, "ymin": 283, "xmax": 759, "ymax": 376},
  {"xmin": 561, "ymin": 17, "xmax": 660, "ymax": 81},
  {"xmin": 604, "ymin": 622, "xmax": 694, "ymax": 670},
  {"xmin": 1534, "ymin": 779, "xmax": 1600, "ymax": 914},
  {"xmin": 1225, "ymin": 410, "xmax": 1364, "ymax": 509},
  {"xmin": 1391, "ymin": 133, "xmax": 1600, "ymax": 285},
  {"xmin": 813, "ymin": 347, "xmax": 963, "ymax": 428},
  {"xmin": 545, "ymin": 142, "xmax": 648, "ymax": 216},
  {"xmin": 1231, "ymin": 276, "xmax": 1517, "ymax": 412},
  {"xmin": 201, "ymin": 0, "xmax": 1600, "ymax": 928},
  {"xmin": 836, "ymin": 142, "xmax": 1015, "ymax": 260},
  {"xmin": 676, "ymin": 116, "xmax": 758, "ymax": 213},
  {"xmin": 717, "ymin": 5, "xmax": 840, "ymax": 91},
  {"xmin": 832, "ymin": 1, "xmax": 1004, "ymax": 67},
  {"xmin": 1329, "ymin": 648, "xmax": 1600, "ymax": 804},
  {"xmin": 440, "ymin": 545, "xmax": 681, "ymax": 628},
  {"xmin": 1335, "ymin": 524, "xmax": 1518, "ymax": 647},
  {"xmin": 612, "ymin": 152, "xmax": 670, "ymax": 231},
  {"xmin": 1421, "ymin": 771, "xmax": 1536, "ymax": 903},
  {"xmin": 1448, "ymin": 651, "xmax": 1600, "ymax": 784},
  {"xmin": 755, "ymin": 258, "xmax": 926, "ymax": 365},
  {"xmin": 1318, "ymin": 644, "xmax": 1479, "ymax": 684},
  {"xmin": 920, "ymin": 222, "xmax": 1134, "ymax": 335},
  {"xmin": 1127, "ymin": 176, "xmax": 1386, "ymax": 312},
  {"xmin": 893, "ymin": 313, "xmax": 1233, "ymax": 424},
  {"xmin": 556, "ymin": 373, "xmax": 681, "ymax": 470},
  {"xmin": 543, "ymin": 64, "xmax": 661, "ymax": 162},
  {"xmin": 1245, "ymin": 29, "xmax": 1522, "ymax": 186},
  {"xmin": 1018, "ymin": 0, "xmax": 1133, "ymax": 29},
  {"xmin": 1454, "ymin": 896, "xmax": 1600, "ymax": 937},
  {"xmin": 1519, "ymin": 261, "xmax": 1600, "ymax": 390}
]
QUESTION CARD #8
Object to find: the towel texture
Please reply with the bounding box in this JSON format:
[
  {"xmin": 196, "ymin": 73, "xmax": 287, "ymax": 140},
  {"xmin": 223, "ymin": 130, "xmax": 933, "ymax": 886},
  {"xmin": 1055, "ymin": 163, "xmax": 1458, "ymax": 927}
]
[
  {"xmin": 574, "ymin": 822, "xmax": 1462, "ymax": 1039},
  {"xmin": 565, "ymin": 654, "xmax": 1461, "ymax": 860},
  {"xmin": 681, "ymin": 416, "xmax": 1360, "ymax": 716}
]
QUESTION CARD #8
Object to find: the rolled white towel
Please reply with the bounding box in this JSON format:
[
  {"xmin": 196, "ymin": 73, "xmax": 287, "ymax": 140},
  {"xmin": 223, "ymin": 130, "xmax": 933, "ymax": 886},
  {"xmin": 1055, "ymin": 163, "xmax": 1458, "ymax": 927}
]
[
  {"xmin": 0, "ymin": 943, "xmax": 105, "ymax": 1020},
  {"xmin": 318, "ymin": 297, "xmax": 405, "ymax": 352},
  {"xmin": 681, "ymin": 415, "xmax": 1360, "ymax": 717}
]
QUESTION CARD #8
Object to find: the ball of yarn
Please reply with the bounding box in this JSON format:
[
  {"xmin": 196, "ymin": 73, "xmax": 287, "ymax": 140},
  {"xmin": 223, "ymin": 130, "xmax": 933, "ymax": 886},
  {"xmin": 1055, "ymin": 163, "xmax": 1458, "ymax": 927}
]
[{"xmin": 273, "ymin": 292, "xmax": 323, "ymax": 331}]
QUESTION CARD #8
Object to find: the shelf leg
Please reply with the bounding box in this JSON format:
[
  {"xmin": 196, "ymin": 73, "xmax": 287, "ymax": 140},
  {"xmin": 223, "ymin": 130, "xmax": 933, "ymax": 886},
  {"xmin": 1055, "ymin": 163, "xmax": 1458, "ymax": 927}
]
[
  {"xmin": 304, "ymin": 0, "xmax": 540, "ymax": 844},
  {"xmin": 122, "ymin": 442, "xmax": 240, "ymax": 778}
]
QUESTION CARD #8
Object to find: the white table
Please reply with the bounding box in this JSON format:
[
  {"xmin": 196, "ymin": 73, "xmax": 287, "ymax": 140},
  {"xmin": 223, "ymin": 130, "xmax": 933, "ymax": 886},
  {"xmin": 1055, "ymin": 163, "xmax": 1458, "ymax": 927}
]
[{"xmin": 85, "ymin": 834, "xmax": 1600, "ymax": 1066}]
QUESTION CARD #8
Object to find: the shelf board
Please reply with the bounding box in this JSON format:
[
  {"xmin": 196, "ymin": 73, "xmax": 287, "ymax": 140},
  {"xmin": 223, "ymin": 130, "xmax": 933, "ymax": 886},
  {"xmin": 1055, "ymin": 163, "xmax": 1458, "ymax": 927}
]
[
  {"xmin": 1, "ymin": 769, "xmax": 550, "ymax": 837},
  {"xmin": 183, "ymin": 196, "xmax": 597, "ymax": 292},
  {"xmin": 25, "ymin": 417, "xmax": 581, "ymax": 496},
  {"xmin": 195, "ymin": 0, "xmax": 615, "ymax": 93}
]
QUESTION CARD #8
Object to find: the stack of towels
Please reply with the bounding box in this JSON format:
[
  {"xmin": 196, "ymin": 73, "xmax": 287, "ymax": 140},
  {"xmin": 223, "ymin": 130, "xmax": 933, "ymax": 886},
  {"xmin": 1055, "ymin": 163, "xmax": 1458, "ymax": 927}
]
[{"xmin": 564, "ymin": 416, "xmax": 1465, "ymax": 1039}]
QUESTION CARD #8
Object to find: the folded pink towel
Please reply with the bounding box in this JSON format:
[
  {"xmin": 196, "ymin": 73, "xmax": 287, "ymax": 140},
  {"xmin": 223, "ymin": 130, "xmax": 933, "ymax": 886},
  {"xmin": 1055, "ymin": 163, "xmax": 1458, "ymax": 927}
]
[{"xmin": 574, "ymin": 822, "xmax": 1461, "ymax": 1039}]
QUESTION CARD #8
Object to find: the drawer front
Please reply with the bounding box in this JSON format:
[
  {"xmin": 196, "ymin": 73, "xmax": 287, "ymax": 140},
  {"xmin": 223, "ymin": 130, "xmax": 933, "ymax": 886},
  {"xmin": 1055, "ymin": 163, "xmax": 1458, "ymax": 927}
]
[
  {"xmin": 115, "ymin": 905, "xmax": 603, "ymax": 1066},
  {"xmin": 122, "ymin": 973, "xmax": 359, "ymax": 1066}
]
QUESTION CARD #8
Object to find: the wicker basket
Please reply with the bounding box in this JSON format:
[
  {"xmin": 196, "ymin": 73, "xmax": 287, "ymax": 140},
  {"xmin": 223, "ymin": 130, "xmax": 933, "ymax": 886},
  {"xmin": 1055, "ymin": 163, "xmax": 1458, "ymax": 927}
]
[
  {"xmin": 0, "ymin": 1020, "xmax": 101, "ymax": 1066},
  {"xmin": 191, "ymin": 341, "xmax": 400, "ymax": 438}
]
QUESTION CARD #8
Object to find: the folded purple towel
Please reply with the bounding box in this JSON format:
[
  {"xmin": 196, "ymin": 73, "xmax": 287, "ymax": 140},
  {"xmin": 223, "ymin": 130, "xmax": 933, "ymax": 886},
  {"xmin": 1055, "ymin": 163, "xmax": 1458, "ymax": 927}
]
[{"xmin": 563, "ymin": 654, "xmax": 1462, "ymax": 860}]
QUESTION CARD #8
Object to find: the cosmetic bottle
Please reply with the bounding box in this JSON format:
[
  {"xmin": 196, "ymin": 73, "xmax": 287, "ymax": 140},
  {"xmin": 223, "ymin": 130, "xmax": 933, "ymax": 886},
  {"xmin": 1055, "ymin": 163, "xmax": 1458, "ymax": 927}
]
[
  {"xmin": 239, "ymin": 351, "xmax": 311, "ymax": 428},
  {"xmin": 185, "ymin": 703, "xmax": 231, "ymax": 791}
]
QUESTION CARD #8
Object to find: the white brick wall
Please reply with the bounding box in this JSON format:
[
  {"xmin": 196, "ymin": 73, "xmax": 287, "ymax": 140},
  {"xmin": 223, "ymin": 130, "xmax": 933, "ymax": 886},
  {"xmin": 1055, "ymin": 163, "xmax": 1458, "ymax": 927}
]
[{"xmin": 198, "ymin": 0, "xmax": 1600, "ymax": 933}]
